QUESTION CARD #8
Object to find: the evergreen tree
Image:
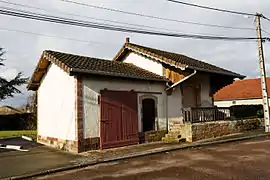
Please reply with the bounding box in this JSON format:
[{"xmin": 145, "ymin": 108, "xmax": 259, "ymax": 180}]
[{"xmin": 0, "ymin": 48, "xmax": 28, "ymax": 100}]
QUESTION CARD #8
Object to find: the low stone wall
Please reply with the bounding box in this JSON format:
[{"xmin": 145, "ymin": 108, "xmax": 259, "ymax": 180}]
[{"xmin": 177, "ymin": 118, "xmax": 264, "ymax": 142}]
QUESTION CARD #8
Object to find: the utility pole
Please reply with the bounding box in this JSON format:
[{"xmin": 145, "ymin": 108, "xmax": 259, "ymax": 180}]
[{"xmin": 255, "ymin": 13, "xmax": 270, "ymax": 132}]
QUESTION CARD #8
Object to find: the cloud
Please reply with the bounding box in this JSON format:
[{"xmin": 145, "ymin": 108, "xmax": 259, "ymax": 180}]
[{"xmin": 0, "ymin": 0, "xmax": 270, "ymax": 106}]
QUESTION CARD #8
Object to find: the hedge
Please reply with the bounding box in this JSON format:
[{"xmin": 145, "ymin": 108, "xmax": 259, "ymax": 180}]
[
  {"xmin": 230, "ymin": 105, "xmax": 264, "ymax": 119},
  {"xmin": 0, "ymin": 113, "xmax": 36, "ymax": 130}
]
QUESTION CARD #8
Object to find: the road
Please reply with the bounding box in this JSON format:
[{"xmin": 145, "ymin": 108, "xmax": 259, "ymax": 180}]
[
  {"xmin": 0, "ymin": 138, "xmax": 81, "ymax": 179},
  {"xmin": 37, "ymin": 137, "xmax": 270, "ymax": 180}
]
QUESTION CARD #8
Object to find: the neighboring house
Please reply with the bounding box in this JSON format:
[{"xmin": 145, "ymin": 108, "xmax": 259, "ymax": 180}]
[
  {"xmin": 0, "ymin": 106, "xmax": 32, "ymax": 131},
  {"xmin": 214, "ymin": 78, "xmax": 268, "ymax": 107},
  {"xmin": 27, "ymin": 38, "xmax": 244, "ymax": 153},
  {"xmin": 0, "ymin": 106, "xmax": 22, "ymax": 115}
]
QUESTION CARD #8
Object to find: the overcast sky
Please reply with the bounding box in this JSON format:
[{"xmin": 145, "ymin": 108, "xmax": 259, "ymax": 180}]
[{"xmin": 0, "ymin": 0, "xmax": 270, "ymax": 107}]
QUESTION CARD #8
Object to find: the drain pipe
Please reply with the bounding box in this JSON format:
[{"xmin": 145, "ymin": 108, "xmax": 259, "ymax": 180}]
[
  {"xmin": 165, "ymin": 93, "xmax": 169, "ymax": 133},
  {"xmin": 166, "ymin": 70, "xmax": 197, "ymax": 91},
  {"xmin": 165, "ymin": 70, "xmax": 197, "ymax": 132}
]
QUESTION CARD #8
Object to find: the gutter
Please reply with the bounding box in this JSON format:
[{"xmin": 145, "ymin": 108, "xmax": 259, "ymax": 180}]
[
  {"xmin": 70, "ymin": 68, "xmax": 168, "ymax": 82},
  {"xmin": 166, "ymin": 70, "xmax": 197, "ymax": 91}
]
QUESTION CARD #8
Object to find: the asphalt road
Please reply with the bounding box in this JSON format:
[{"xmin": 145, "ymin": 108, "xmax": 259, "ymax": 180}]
[
  {"xmin": 0, "ymin": 138, "xmax": 81, "ymax": 179},
  {"xmin": 37, "ymin": 136, "xmax": 270, "ymax": 180}
]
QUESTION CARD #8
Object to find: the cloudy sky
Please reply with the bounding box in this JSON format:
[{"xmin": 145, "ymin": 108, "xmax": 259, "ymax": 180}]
[{"xmin": 0, "ymin": 0, "xmax": 270, "ymax": 107}]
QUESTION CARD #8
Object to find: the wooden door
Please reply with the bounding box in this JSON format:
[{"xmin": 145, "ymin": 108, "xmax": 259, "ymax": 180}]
[{"xmin": 100, "ymin": 91, "xmax": 138, "ymax": 150}]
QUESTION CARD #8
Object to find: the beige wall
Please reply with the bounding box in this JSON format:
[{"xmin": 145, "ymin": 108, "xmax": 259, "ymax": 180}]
[
  {"xmin": 215, "ymin": 98, "xmax": 267, "ymax": 107},
  {"xmin": 38, "ymin": 64, "xmax": 76, "ymax": 141},
  {"xmin": 82, "ymin": 77, "xmax": 169, "ymax": 138},
  {"xmin": 168, "ymin": 86, "xmax": 183, "ymax": 127},
  {"xmin": 123, "ymin": 52, "xmax": 164, "ymax": 76},
  {"xmin": 181, "ymin": 73, "xmax": 213, "ymax": 108}
]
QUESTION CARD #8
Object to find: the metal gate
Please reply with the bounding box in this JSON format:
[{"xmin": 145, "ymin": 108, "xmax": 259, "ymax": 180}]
[{"xmin": 100, "ymin": 91, "xmax": 138, "ymax": 150}]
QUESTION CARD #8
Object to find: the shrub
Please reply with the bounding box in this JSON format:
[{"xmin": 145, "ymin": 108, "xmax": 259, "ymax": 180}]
[{"xmin": 230, "ymin": 105, "xmax": 263, "ymax": 119}]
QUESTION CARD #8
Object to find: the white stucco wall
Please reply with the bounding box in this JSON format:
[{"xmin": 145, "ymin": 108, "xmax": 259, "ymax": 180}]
[
  {"xmin": 215, "ymin": 98, "xmax": 268, "ymax": 107},
  {"xmin": 123, "ymin": 52, "xmax": 164, "ymax": 76},
  {"xmin": 83, "ymin": 77, "xmax": 169, "ymax": 138},
  {"xmin": 38, "ymin": 63, "xmax": 76, "ymax": 140}
]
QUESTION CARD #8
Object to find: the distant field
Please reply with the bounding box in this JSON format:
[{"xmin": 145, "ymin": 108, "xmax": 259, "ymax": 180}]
[{"xmin": 0, "ymin": 130, "xmax": 37, "ymax": 139}]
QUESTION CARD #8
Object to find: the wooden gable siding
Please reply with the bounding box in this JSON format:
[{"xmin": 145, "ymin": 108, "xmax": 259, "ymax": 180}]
[{"xmin": 164, "ymin": 68, "xmax": 191, "ymax": 83}]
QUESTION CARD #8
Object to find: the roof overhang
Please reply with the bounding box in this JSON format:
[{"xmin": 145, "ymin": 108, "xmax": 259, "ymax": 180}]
[
  {"xmin": 70, "ymin": 68, "xmax": 169, "ymax": 82},
  {"xmin": 27, "ymin": 51, "xmax": 71, "ymax": 91}
]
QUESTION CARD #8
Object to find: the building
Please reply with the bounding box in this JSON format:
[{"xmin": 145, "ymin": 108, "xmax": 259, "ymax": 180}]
[
  {"xmin": 214, "ymin": 78, "xmax": 268, "ymax": 107},
  {"xmin": 27, "ymin": 39, "xmax": 244, "ymax": 153}
]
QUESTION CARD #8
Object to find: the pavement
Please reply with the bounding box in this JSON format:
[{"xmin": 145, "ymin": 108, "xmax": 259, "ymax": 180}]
[
  {"xmin": 36, "ymin": 136, "xmax": 270, "ymax": 180},
  {"xmin": 0, "ymin": 138, "xmax": 83, "ymax": 180},
  {"xmin": 1, "ymin": 130, "xmax": 269, "ymax": 180}
]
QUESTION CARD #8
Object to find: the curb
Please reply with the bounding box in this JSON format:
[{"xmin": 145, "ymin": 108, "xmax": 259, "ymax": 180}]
[{"xmin": 6, "ymin": 133, "xmax": 270, "ymax": 180}]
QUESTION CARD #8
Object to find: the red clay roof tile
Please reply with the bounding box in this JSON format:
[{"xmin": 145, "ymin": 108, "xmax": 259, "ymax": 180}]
[{"xmin": 214, "ymin": 78, "xmax": 269, "ymax": 101}]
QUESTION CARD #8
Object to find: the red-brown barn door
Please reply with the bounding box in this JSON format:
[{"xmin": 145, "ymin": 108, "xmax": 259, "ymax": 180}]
[{"xmin": 100, "ymin": 90, "xmax": 138, "ymax": 150}]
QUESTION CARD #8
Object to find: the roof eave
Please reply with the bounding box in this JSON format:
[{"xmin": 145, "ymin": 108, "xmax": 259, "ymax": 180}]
[
  {"xmin": 188, "ymin": 66, "xmax": 245, "ymax": 79},
  {"xmin": 70, "ymin": 68, "xmax": 169, "ymax": 82}
]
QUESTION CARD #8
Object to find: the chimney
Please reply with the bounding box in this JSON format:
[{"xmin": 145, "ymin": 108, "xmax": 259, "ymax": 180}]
[{"xmin": 126, "ymin": 37, "xmax": 130, "ymax": 43}]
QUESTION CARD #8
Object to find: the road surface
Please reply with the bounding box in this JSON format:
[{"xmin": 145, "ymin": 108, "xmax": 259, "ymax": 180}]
[{"xmin": 37, "ymin": 136, "xmax": 270, "ymax": 180}]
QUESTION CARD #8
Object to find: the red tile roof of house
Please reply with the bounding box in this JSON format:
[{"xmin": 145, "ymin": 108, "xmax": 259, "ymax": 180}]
[{"xmin": 214, "ymin": 78, "xmax": 269, "ymax": 101}]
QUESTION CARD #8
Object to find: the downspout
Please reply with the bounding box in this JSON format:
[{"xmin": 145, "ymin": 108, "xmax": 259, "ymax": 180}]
[
  {"xmin": 165, "ymin": 92, "xmax": 169, "ymax": 133},
  {"xmin": 165, "ymin": 70, "xmax": 197, "ymax": 132}
]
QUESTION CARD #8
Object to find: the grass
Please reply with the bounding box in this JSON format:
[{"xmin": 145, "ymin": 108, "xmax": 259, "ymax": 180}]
[{"xmin": 0, "ymin": 130, "xmax": 37, "ymax": 140}]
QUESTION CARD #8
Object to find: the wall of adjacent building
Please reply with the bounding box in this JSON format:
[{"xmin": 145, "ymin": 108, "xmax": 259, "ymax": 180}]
[
  {"xmin": 37, "ymin": 63, "xmax": 76, "ymax": 141},
  {"xmin": 214, "ymin": 98, "xmax": 266, "ymax": 107}
]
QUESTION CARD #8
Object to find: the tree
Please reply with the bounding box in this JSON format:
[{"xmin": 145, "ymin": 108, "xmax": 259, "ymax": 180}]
[{"xmin": 0, "ymin": 48, "xmax": 28, "ymax": 101}]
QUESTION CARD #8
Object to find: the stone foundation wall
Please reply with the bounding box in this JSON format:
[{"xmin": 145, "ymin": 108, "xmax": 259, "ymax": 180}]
[
  {"xmin": 144, "ymin": 130, "xmax": 167, "ymax": 143},
  {"xmin": 37, "ymin": 135, "xmax": 100, "ymax": 153},
  {"xmin": 176, "ymin": 118, "xmax": 264, "ymax": 142}
]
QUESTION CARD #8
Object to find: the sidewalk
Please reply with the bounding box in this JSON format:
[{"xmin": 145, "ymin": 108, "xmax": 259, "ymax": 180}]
[{"xmin": 8, "ymin": 129, "xmax": 269, "ymax": 180}]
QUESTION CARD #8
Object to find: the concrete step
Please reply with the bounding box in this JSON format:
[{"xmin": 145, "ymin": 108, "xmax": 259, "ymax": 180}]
[
  {"xmin": 165, "ymin": 133, "xmax": 181, "ymax": 139},
  {"xmin": 162, "ymin": 137, "xmax": 179, "ymax": 143},
  {"xmin": 162, "ymin": 137, "xmax": 187, "ymax": 143}
]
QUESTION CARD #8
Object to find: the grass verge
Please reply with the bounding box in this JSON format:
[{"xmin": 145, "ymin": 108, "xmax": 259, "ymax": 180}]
[{"xmin": 0, "ymin": 130, "xmax": 37, "ymax": 140}]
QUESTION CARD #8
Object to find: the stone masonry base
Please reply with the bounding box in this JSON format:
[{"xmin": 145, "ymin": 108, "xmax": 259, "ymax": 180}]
[
  {"xmin": 37, "ymin": 135, "xmax": 100, "ymax": 153},
  {"xmin": 166, "ymin": 118, "xmax": 264, "ymax": 143}
]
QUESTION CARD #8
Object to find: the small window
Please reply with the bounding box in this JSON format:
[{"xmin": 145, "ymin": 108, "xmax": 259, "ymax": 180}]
[{"xmin": 232, "ymin": 100, "xmax": 236, "ymax": 104}]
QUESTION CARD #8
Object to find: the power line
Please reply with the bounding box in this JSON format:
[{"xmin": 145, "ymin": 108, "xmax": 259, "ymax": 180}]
[
  {"xmin": 0, "ymin": 27, "xmax": 115, "ymax": 45},
  {"xmin": 0, "ymin": 7, "xmax": 268, "ymax": 41},
  {"xmin": 262, "ymin": 29, "xmax": 270, "ymax": 35},
  {"xmin": 0, "ymin": 0, "xmax": 224, "ymax": 36},
  {"xmin": 59, "ymin": 0, "xmax": 255, "ymax": 31},
  {"xmin": 262, "ymin": 15, "xmax": 270, "ymax": 22},
  {"xmin": 168, "ymin": 0, "xmax": 255, "ymax": 17}
]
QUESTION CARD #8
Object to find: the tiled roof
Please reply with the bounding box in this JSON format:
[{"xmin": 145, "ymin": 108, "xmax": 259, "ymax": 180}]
[
  {"xmin": 28, "ymin": 50, "xmax": 168, "ymax": 90},
  {"xmin": 114, "ymin": 42, "xmax": 244, "ymax": 78},
  {"xmin": 0, "ymin": 106, "xmax": 22, "ymax": 115},
  {"xmin": 47, "ymin": 50, "xmax": 167, "ymax": 81},
  {"xmin": 214, "ymin": 78, "xmax": 269, "ymax": 101}
]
